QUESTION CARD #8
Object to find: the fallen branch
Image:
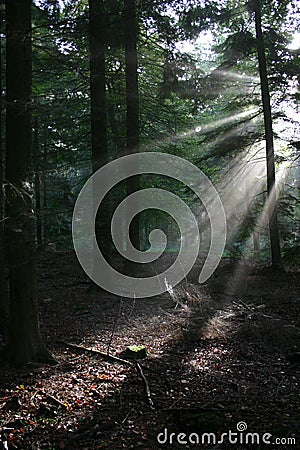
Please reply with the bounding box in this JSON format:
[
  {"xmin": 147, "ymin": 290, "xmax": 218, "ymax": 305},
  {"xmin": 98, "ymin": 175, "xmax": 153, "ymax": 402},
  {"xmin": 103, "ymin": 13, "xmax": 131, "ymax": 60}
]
[
  {"xmin": 233, "ymin": 301, "xmax": 288, "ymax": 322},
  {"xmin": 136, "ymin": 362, "xmax": 155, "ymax": 409},
  {"xmin": 58, "ymin": 341, "xmax": 133, "ymax": 366},
  {"xmin": 37, "ymin": 389, "xmax": 67, "ymax": 408}
]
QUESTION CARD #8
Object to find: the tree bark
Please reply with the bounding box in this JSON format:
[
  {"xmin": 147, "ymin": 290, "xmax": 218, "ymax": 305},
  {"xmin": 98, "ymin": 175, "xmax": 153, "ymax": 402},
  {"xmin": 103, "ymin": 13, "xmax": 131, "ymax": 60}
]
[
  {"xmin": 89, "ymin": 0, "xmax": 108, "ymax": 174},
  {"xmin": 42, "ymin": 139, "xmax": 48, "ymax": 244},
  {"xmin": 88, "ymin": 0, "xmax": 111, "ymax": 283},
  {"xmin": 0, "ymin": 0, "xmax": 9, "ymax": 336},
  {"xmin": 124, "ymin": 0, "xmax": 140, "ymax": 255},
  {"xmin": 254, "ymin": 0, "xmax": 282, "ymax": 269},
  {"xmin": 34, "ymin": 117, "xmax": 43, "ymax": 250},
  {"xmin": 3, "ymin": 0, "xmax": 54, "ymax": 366}
]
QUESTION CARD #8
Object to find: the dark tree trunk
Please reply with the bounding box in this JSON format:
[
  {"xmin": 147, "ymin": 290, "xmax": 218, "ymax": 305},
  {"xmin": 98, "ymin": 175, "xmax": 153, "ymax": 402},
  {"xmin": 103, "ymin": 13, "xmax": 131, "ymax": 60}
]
[
  {"xmin": 88, "ymin": 0, "xmax": 111, "ymax": 279},
  {"xmin": 89, "ymin": 0, "xmax": 107, "ymax": 174},
  {"xmin": 253, "ymin": 229, "xmax": 260, "ymax": 252},
  {"xmin": 34, "ymin": 117, "xmax": 43, "ymax": 250},
  {"xmin": 3, "ymin": 0, "xmax": 54, "ymax": 367},
  {"xmin": 42, "ymin": 139, "xmax": 48, "ymax": 244},
  {"xmin": 254, "ymin": 0, "xmax": 282, "ymax": 269},
  {"xmin": 0, "ymin": 0, "xmax": 9, "ymax": 336},
  {"xmin": 124, "ymin": 0, "xmax": 140, "ymax": 253}
]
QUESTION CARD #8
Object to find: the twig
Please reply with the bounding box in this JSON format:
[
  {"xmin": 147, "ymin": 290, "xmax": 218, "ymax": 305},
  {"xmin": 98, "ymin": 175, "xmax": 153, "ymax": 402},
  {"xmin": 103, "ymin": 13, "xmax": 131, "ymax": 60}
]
[
  {"xmin": 58, "ymin": 341, "xmax": 133, "ymax": 366},
  {"xmin": 136, "ymin": 362, "xmax": 155, "ymax": 409},
  {"xmin": 167, "ymin": 398, "xmax": 183, "ymax": 410},
  {"xmin": 121, "ymin": 410, "xmax": 131, "ymax": 424},
  {"xmin": 233, "ymin": 300, "xmax": 286, "ymax": 321}
]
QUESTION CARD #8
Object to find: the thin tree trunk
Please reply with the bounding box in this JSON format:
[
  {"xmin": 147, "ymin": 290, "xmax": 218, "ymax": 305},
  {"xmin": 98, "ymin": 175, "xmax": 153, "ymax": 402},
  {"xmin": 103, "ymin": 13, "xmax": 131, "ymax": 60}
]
[
  {"xmin": 245, "ymin": 180, "xmax": 260, "ymax": 254},
  {"xmin": 253, "ymin": 229, "xmax": 260, "ymax": 252},
  {"xmin": 0, "ymin": 0, "xmax": 9, "ymax": 336},
  {"xmin": 3, "ymin": 0, "xmax": 54, "ymax": 366},
  {"xmin": 124, "ymin": 0, "xmax": 140, "ymax": 255},
  {"xmin": 254, "ymin": 0, "xmax": 282, "ymax": 269}
]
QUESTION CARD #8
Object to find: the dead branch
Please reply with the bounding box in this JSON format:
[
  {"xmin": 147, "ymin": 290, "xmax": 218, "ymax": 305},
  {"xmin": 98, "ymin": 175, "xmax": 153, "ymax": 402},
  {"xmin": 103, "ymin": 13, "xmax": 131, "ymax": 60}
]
[
  {"xmin": 58, "ymin": 341, "xmax": 133, "ymax": 366},
  {"xmin": 136, "ymin": 362, "xmax": 155, "ymax": 409},
  {"xmin": 37, "ymin": 389, "xmax": 67, "ymax": 408}
]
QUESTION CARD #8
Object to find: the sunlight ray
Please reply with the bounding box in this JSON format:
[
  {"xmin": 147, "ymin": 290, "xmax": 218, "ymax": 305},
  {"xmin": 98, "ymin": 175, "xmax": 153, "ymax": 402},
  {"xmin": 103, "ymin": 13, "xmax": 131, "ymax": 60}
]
[
  {"xmin": 211, "ymin": 69, "xmax": 260, "ymax": 84},
  {"xmin": 224, "ymin": 158, "xmax": 293, "ymax": 296},
  {"xmin": 146, "ymin": 107, "xmax": 261, "ymax": 152},
  {"xmin": 192, "ymin": 107, "xmax": 260, "ymax": 136}
]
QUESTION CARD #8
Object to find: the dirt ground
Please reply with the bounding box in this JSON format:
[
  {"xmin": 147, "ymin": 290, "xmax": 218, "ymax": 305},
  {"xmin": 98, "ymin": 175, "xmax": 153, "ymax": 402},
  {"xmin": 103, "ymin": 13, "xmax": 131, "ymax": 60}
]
[{"xmin": 0, "ymin": 251, "xmax": 299, "ymax": 449}]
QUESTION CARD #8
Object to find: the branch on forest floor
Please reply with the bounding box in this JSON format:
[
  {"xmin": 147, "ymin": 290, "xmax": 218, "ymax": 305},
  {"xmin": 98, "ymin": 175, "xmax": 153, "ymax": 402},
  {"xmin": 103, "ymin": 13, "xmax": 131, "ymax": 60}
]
[
  {"xmin": 136, "ymin": 362, "xmax": 155, "ymax": 410},
  {"xmin": 37, "ymin": 389, "xmax": 67, "ymax": 408},
  {"xmin": 57, "ymin": 341, "xmax": 134, "ymax": 366},
  {"xmin": 232, "ymin": 300, "xmax": 292, "ymax": 322}
]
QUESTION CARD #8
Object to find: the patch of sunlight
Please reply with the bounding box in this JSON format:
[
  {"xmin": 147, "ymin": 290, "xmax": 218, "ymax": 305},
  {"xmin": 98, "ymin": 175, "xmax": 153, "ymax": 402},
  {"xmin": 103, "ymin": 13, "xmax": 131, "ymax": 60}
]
[
  {"xmin": 176, "ymin": 30, "xmax": 214, "ymax": 55},
  {"xmin": 201, "ymin": 311, "xmax": 235, "ymax": 340},
  {"xmin": 288, "ymin": 31, "xmax": 300, "ymax": 50}
]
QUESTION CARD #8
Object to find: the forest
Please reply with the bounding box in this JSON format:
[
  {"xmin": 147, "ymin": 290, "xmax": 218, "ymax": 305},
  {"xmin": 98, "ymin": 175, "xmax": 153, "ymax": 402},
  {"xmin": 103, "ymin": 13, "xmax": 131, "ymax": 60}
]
[{"xmin": 0, "ymin": 0, "xmax": 299, "ymax": 448}]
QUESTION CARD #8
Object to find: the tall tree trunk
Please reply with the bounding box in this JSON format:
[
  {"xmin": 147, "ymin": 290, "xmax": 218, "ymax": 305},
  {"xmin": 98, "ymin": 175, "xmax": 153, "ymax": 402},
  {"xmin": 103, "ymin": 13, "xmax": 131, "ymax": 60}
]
[
  {"xmin": 42, "ymin": 139, "xmax": 48, "ymax": 244},
  {"xmin": 89, "ymin": 0, "xmax": 107, "ymax": 174},
  {"xmin": 34, "ymin": 117, "xmax": 43, "ymax": 250},
  {"xmin": 88, "ymin": 0, "xmax": 111, "ymax": 281},
  {"xmin": 254, "ymin": 0, "xmax": 282, "ymax": 269},
  {"xmin": 0, "ymin": 0, "xmax": 9, "ymax": 336},
  {"xmin": 124, "ymin": 0, "xmax": 140, "ymax": 254},
  {"xmin": 3, "ymin": 0, "xmax": 54, "ymax": 366}
]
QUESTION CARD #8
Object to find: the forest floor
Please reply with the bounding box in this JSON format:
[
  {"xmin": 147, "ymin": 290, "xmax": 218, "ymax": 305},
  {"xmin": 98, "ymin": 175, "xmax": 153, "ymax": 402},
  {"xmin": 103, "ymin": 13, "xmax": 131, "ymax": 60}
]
[{"xmin": 0, "ymin": 251, "xmax": 299, "ymax": 449}]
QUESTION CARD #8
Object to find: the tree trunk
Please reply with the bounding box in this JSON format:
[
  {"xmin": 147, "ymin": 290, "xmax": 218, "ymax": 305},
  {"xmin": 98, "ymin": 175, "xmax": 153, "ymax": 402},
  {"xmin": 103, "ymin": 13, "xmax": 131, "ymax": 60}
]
[
  {"xmin": 0, "ymin": 0, "xmax": 9, "ymax": 337},
  {"xmin": 3, "ymin": 0, "xmax": 54, "ymax": 367},
  {"xmin": 42, "ymin": 139, "xmax": 48, "ymax": 244},
  {"xmin": 124, "ymin": 0, "xmax": 140, "ymax": 254},
  {"xmin": 34, "ymin": 117, "xmax": 43, "ymax": 250},
  {"xmin": 89, "ymin": 0, "xmax": 108, "ymax": 174},
  {"xmin": 254, "ymin": 0, "xmax": 282, "ymax": 269},
  {"xmin": 88, "ymin": 0, "xmax": 111, "ymax": 285},
  {"xmin": 253, "ymin": 228, "xmax": 260, "ymax": 252}
]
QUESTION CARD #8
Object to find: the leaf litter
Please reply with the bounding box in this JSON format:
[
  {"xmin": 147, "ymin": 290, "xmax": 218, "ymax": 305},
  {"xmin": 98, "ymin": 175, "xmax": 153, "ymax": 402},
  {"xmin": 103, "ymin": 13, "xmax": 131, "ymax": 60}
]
[{"xmin": 0, "ymin": 252, "xmax": 299, "ymax": 449}]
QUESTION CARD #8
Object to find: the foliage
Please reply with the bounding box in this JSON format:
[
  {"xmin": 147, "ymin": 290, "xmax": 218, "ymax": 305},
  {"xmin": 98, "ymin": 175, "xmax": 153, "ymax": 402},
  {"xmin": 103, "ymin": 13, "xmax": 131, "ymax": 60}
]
[{"xmin": 19, "ymin": 0, "xmax": 298, "ymax": 263}]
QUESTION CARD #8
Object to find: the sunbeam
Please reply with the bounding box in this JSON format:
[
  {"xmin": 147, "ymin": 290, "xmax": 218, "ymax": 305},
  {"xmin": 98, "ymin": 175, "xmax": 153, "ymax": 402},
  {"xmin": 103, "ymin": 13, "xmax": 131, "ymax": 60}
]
[
  {"xmin": 192, "ymin": 107, "xmax": 260, "ymax": 137},
  {"xmin": 147, "ymin": 106, "xmax": 261, "ymax": 152},
  {"xmin": 224, "ymin": 152, "xmax": 294, "ymax": 296},
  {"xmin": 210, "ymin": 69, "xmax": 260, "ymax": 84}
]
